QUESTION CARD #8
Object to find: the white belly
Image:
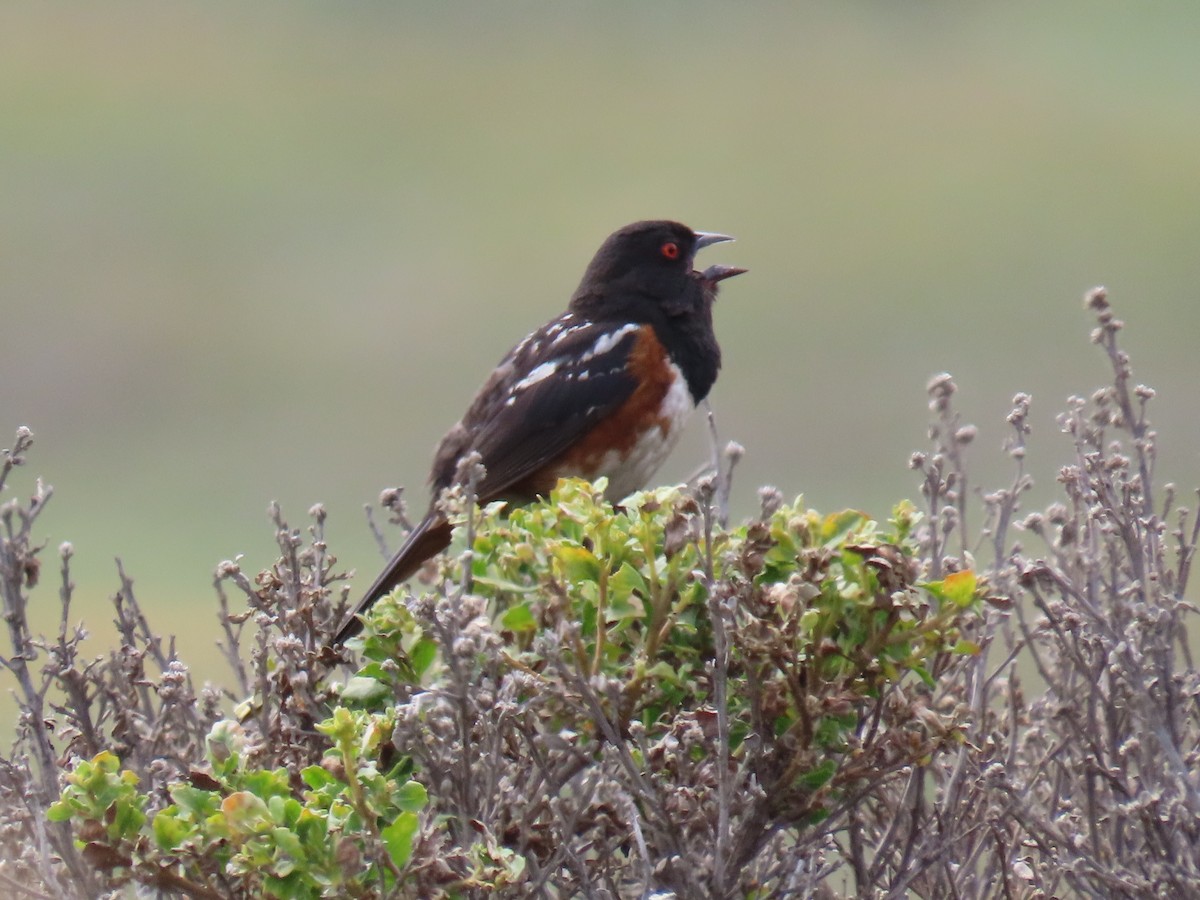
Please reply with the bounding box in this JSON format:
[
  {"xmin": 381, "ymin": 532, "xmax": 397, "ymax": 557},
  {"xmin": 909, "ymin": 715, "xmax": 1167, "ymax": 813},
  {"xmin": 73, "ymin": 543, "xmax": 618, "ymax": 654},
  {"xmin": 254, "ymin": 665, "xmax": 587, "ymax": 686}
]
[{"xmin": 596, "ymin": 364, "xmax": 695, "ymax": 500}]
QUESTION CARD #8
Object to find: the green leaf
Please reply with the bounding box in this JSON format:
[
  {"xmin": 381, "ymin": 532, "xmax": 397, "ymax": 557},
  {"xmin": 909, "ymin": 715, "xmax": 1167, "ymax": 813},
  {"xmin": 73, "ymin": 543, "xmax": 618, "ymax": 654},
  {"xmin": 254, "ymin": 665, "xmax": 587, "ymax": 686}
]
[
  {"xmin": 798, "ymin": 758, "xmax": 837, "ymax": 791},
  {"xmin": 381, "ymin": 811, "xmax": 419, "ymax": 869},
  {"xmin": 355, "ymin": 662, "xmax": 390, "ymax": 680},
  {"xmin": 913, "ymin": 664, "xmax": 936, "ymax": 688},
  {"xmin": 171, "ymin": 785, "xmax": 220, "ymax": 818},
  {"xmin": 473, "ymin": 574, "xmax": 537, "ymax": 593},
  {"xmin": 152, "ymin": 809, "xmax": 191, "ymax": 850},
  {"xmin": 269, "ymin": 858, "xmax": 297, "ymax": 880},
  {"xmin": 500, "ymin": 602, "xmax": 537, "ymax": 633},
  {"xmin": 233, "ymin": 697, "xmax": 257, "ymax": 721},
  {"xmin": 221, "ymin": 791, "xmax": 271, "ymax": 834},
  {"xmin": 340, "ymin": 676, "xmax": 390, "ymax": 703},
  {"xmin": 606, "ymin": 593, "xmax": 646, "ymax": 623},
  {"xmin": 556, "ymin": 544, "xmax": 601, "ymax": 582},
  {"xmin": 300, "ymin": 766, "xmax": 336, "ymax": 790},
  {"xmin": 814, "ymin": 712, "xmax": 858, "ymax": 748},
  {"xmin": 385, "ymin": 755, "xmax": 415, "ymax": 783},
  {"xmin": 91, "ymin": 750, "xmax": 121, "ymax": 775},
  {"xmin": 111, "ymin": 798, "xmax": 147, "ymax": 838},
  {"xmin": 270, "ymin": 824, "xmax": 303, "ymax": 857},
  {"xmin": 267, "ymin": 795, "xmax": 288, "ymax": 822},
  {"xmin": 410, "ymin": 637, "xmax": 439, "ymax": 676},
  {"xmin": 46, "ymin": 800, "xmax": 74, "ymax": 823},
  {"xmin": 608, "ymin": 562, "xmax": 648, "ymax": 604},
  {"xmin": 820, "ymin": 510, "xmax": 868, "ymax": 547},
  {"xmin": 804, "ymin": 805, "xmax": 831, "ymax": 826},
  {"xmin": 395, "ymin": 779, "xmax": 428, "ymax": 813},
  {"xmin": 241, "ymin": 768, "xmax": 291, "ymax": 799},
  {"xmin": 943, "ymin": 569, "xmax": 977, "ymax": 607},
  {"xmin": 921, "ymin": 569, "xmax": 977, "ymax": 608},
  {"xmin": 646, "ymin": 660, "xmax": 684, "ymax": 687}
]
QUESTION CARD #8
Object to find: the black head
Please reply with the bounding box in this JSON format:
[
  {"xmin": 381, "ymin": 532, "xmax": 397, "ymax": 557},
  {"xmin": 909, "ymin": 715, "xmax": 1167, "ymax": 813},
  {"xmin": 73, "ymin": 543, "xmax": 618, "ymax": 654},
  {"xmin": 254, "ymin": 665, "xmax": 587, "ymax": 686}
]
[
  {"xmin": 569, "ymin": 220, "xmax": 744, "ymax": 403},
  {"xmin": 569, "ymin": 220, "xmax": 744, "ymax": 322}
]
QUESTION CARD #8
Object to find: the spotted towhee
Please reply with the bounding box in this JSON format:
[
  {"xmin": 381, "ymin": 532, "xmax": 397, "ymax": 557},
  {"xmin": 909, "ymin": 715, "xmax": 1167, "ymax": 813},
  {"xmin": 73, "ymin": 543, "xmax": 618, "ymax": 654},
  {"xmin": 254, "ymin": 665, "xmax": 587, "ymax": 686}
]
[{"xmin": 334, "ymin": 220, "xmax": 744, "ymax": 644}]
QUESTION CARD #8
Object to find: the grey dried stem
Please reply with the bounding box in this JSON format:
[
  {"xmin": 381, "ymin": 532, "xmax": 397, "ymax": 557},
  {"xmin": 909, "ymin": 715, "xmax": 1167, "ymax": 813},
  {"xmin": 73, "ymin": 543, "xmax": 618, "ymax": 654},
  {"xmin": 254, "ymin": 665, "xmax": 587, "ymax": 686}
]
[
  {"xmin": 898, "ymin": 288, "xmax": 1200, "ymax": 899},
  {"xmin": 0, "ymin": 460, "xmax": 352, "ymax": 896},
  {"xmin": 439, "ymin": 451, "xmax": 486, "ymax": 844},
  {"xmin": 221, "ymin": 502, "xmax": 348, "ymax": 768},
  {"xmin": 700, "ymin": 397, "xmax": 743, "ymax": 528},
  {"xmin": 697, "ymin": 472, "xmax": 734, "ymax": 895},
  {"xmin": 0, "ymin": 428, "xmax": 97, "ymax": 896}
]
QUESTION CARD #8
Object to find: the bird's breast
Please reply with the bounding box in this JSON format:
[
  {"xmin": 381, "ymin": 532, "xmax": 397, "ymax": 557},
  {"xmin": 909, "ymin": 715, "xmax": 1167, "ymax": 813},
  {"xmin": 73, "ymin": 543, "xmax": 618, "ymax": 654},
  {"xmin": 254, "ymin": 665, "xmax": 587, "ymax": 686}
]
[{"xmin": 552, "ymin": 327, "xmax": 696, "ymax": 500}]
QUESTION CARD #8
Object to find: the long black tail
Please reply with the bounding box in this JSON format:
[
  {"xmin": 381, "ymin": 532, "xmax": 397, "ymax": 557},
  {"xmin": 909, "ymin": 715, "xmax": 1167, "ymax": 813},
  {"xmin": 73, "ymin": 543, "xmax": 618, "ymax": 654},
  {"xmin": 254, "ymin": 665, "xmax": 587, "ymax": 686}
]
[{"xmin": 333, "ymin": 512, "xmax": 453, "ymax": 645}]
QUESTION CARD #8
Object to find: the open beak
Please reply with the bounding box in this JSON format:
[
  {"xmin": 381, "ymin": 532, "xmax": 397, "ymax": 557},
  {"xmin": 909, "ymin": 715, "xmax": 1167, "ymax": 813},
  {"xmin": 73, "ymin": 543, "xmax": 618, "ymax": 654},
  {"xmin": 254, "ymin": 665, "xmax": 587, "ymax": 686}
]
[
  {"xmin": 694, "ymin": 231, "xmax": 735, "ymax": 250},
  {"xmin": 700, "ymin": 263, "xmax": 747, "ymax": 283},
  {"xmin": 693, "ymin": 232, "xmax": 747, "ymax": 283}
]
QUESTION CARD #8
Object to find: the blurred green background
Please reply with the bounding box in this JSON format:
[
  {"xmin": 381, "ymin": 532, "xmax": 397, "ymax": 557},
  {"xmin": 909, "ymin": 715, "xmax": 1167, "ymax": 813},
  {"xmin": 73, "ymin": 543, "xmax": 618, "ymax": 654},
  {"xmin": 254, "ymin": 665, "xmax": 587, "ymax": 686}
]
[{"xmin": 3, "ymin": 2, "xmax": 1199, "ymax": 698}]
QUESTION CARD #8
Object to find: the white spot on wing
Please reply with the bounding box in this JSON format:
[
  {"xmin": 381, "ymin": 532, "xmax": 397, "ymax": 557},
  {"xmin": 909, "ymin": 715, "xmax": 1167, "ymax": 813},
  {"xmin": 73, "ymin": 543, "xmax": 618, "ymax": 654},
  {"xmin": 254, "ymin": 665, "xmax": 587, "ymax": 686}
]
[
  {"xmin": 581, "ymin": 323, "xmax": 639, "ymax": 362},
  {"xmin": 510, "ymin": 333, "xmax": 536, "ymax": 358},
  {"xmin": 549, "ymin": 323, "xmax": 587, "ymax": 348},
  {"xmin": 513, "ymin": 360, "xmax": 558, "ymax": 392}
]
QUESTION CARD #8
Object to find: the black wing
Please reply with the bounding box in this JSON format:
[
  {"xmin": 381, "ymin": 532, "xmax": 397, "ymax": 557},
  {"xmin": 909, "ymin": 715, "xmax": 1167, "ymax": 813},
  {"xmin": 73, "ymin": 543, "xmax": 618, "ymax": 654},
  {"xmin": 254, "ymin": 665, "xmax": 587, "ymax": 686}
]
[
  {"xmin": 334, "ymin": 316, "xmax": 642, "ymax": 645},
  {"xmin": 430, "ymin": 315, "xmax": 642, "ymax": 500}
]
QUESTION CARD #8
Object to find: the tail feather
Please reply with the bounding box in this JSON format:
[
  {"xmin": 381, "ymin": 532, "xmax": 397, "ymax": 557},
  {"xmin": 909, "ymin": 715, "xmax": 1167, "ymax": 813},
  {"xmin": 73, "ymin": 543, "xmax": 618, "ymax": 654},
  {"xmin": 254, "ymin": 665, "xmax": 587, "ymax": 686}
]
[{"xmin": 333, "ymin": 513, "xmax": 453, "ymax": 644}]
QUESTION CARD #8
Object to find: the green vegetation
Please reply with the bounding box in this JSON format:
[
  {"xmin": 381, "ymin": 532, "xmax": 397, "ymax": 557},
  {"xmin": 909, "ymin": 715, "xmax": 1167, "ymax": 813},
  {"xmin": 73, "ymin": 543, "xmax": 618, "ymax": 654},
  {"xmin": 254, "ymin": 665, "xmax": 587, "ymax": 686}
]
[{"xmin": 29, "ymin": 477, "xmax": 979, "ymax": 896}]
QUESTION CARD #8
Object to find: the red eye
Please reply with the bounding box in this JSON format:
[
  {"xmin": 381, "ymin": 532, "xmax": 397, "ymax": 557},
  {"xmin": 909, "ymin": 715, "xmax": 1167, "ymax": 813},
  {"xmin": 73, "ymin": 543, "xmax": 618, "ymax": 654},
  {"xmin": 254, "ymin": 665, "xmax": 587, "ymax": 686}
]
[{"xmin": 661, "ymin": 241, "xmax": 680, "ymax": 260}]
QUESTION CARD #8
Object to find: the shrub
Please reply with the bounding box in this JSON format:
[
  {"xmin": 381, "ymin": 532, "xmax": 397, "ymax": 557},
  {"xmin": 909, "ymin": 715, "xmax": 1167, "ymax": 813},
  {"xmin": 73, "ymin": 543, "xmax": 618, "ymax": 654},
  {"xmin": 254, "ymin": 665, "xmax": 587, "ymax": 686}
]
[{"xmin": 2, "ymin": 288, "xmax": 1197, "ymax": 898}]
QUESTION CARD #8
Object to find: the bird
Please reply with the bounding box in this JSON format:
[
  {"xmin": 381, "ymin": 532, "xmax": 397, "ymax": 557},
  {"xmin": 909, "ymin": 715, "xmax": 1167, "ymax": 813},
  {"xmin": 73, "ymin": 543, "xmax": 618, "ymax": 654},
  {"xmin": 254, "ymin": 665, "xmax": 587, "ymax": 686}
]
[{"xmin": 334, "ymin": 220, "xmax": 745, "ymax": 645}]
